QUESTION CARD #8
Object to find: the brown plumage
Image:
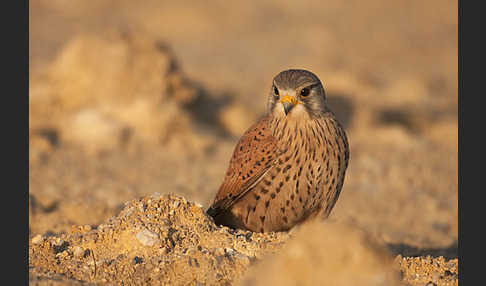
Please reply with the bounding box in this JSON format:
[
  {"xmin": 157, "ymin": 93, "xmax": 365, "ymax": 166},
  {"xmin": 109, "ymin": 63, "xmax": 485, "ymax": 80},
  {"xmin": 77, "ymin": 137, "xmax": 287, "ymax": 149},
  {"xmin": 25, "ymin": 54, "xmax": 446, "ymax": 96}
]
[{"xmin": 207, "ymin": 69, "xmax": 349, "ymax": 233}]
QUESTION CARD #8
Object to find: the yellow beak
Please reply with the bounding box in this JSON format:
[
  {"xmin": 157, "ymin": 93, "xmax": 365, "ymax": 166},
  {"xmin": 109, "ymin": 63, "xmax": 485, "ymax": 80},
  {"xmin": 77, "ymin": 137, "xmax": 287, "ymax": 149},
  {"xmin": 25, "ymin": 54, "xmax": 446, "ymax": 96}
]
[{"xmin": 280, "ymin": 95, "xmax": 298, "ymax": 115}]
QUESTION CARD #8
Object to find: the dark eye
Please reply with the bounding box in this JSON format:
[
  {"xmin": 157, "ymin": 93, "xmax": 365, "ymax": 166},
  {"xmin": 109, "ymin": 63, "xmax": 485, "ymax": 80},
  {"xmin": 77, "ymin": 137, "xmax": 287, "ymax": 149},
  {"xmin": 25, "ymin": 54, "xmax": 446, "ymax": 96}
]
[
  {"xmin": 300, "ymin": 87, "xmax": 310, "ymax": 97},
  {"xmin": 273, "ymin": 86, "xmax": 279, "ymax": 96}
]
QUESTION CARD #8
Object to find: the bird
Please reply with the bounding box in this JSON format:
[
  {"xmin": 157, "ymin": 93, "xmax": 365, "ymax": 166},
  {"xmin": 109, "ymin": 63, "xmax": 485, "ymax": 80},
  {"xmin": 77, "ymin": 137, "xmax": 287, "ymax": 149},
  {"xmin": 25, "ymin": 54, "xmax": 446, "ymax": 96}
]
[{"xmin": 207, "ymin": 69, "xmax": 349, "ymax": 233}]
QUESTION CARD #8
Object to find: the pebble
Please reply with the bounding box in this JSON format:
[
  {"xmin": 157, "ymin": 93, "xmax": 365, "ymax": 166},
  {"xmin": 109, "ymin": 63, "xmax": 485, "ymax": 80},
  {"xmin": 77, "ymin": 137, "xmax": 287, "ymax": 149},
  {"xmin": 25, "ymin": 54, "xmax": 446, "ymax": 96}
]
[
  {"xmin": 31, "ymin": 234, "xmax": 44, "ymax": 244},
  {"xmin": 73, "ymin": 246, "xmax": 85, "ymax": 258},
  {"xmin": 133, "ymin": 256, "xmax": 144, "ymax": 264},
  {"xmin": 151, "ymin": 192, "xmax": 161, "ymax": 198},
  {"xmin": 446, "ymin": 260, "xmax": 457, "ymax": 268},
  {"xmin": 55, "ymin": 250, "xmax": 70, "ymax": 259},
  {"xmin": 431, "ymin": 270, "xmax": 441, "ymax": 282},
  {"xmin": 138, "ymin": 202, "xmax": 146, "ymax": 212},
  {"xmin": 158, "ymin": 247, "xmax": 168, "ymax": 255},
  {"xmin": 53, "ymin": 238, "xmax": 65, "ymax": 246},
  {"xmin": 136, "ymin": 228, "xmax": 160, "ymax": 246}
]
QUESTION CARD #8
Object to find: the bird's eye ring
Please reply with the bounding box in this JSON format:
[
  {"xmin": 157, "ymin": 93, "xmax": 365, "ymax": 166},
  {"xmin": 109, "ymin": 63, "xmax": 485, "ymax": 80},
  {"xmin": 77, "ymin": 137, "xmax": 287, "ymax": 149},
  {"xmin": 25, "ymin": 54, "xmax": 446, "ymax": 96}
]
[
  {"xmin": 273, "ymin": 86, "xmax": 279, "ymax": 96},
  {"xmin": 300, "ymin": 87, "xmax": 310, "ymax": 97}
]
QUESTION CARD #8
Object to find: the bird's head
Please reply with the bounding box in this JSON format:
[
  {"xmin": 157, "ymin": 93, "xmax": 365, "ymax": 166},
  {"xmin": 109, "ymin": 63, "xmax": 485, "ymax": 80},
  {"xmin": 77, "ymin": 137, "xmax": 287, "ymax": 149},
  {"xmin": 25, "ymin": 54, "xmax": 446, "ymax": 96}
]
[{"xmin": 267, "ymin": 69, "xmax": 328, "ymax": 120}]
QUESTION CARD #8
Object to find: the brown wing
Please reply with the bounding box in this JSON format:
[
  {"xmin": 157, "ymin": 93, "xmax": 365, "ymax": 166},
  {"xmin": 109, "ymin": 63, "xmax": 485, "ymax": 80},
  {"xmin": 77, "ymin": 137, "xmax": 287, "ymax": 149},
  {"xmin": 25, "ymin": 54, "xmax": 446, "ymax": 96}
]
[{"xmin": 208, "ymin": 115, "xmax": 278, "ymax": 214}]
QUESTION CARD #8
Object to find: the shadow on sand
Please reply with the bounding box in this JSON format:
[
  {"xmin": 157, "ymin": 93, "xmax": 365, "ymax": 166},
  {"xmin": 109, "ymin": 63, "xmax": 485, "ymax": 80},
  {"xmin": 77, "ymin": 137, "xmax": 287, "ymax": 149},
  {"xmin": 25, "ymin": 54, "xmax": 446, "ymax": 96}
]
[{"xmin": 387, "ymin": 240, "xmax": 458, "ymax": 260}]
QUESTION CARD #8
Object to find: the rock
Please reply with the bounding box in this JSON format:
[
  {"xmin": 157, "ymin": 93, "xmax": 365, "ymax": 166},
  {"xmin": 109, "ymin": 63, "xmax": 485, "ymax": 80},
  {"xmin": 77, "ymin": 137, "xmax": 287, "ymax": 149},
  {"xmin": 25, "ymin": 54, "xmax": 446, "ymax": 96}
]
[{"xmin": 136, "ymin": 228, "xmax": 160, "ymax": 247}]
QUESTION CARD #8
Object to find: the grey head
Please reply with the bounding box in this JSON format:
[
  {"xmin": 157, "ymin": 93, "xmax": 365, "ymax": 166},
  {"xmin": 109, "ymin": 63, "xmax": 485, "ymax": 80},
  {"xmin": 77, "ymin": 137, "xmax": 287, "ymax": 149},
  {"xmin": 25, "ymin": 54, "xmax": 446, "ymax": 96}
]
[{"xmin": 267, "ymin": 69, "xmax": 328, "ymax": 118}]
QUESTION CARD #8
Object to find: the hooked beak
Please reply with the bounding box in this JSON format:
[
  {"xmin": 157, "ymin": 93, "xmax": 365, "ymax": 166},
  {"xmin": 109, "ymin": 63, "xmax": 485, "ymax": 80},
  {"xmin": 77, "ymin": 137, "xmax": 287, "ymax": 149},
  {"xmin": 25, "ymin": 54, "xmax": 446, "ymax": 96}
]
[{"xmin": 280, "ymin": 95, "xmax": 298, "ymax": 115}]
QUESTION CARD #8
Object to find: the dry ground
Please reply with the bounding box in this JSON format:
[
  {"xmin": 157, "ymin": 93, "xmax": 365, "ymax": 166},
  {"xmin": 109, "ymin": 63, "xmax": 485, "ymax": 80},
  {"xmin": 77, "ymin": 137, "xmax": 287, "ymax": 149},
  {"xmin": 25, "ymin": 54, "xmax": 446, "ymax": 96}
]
[{"xmin": 29, "ymin": 1, "xmax": 458, "ymax": 285}]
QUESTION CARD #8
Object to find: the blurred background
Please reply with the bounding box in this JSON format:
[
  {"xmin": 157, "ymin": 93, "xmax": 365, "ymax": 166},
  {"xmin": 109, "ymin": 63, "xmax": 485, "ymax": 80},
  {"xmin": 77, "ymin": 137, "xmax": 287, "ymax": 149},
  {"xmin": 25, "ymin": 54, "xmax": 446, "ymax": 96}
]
[{"xmin": 29, "ymin": 0, "xmax": 457, "ymax": 256}]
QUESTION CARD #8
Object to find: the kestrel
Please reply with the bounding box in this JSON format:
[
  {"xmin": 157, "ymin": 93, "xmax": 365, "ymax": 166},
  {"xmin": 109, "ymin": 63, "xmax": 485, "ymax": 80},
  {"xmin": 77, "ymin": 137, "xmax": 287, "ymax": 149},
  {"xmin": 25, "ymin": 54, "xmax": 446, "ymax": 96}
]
[{"xmin": 207, "ymin": 69, "xmax": 349, "ymax": 233}]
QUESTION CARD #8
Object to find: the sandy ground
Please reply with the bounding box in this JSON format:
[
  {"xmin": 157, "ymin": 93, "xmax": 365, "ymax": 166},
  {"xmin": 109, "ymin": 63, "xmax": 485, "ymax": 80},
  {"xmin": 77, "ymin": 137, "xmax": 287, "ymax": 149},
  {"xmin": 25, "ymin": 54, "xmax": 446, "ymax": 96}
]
[{"xmin": 29, "ymin": 0, "xmax": 457, "ymax": 285}]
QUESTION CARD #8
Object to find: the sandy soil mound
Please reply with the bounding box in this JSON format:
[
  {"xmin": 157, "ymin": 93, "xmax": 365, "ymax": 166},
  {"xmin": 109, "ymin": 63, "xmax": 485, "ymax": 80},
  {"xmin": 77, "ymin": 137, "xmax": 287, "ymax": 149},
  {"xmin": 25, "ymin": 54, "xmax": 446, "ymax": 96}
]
[
  {"xmin": 29, "ymin": 194, "xmax": 287, "ymax": 285},
  {"xmin": 237, "ymin": 220, "xmax": 401, "ymax": 286},
  {"xmin": 29, "ymin": 30, "xmax": 218, "ymax": 160}
]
